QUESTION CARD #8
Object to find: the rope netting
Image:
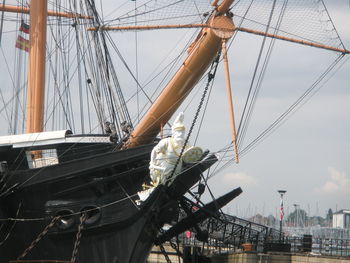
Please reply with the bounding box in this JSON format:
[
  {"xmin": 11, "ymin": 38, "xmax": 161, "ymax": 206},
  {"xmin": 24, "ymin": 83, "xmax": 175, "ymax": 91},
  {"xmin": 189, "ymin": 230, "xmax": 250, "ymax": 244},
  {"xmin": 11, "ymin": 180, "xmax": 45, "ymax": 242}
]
[
  {"xmin": 105, "ymin": 0, "xmax": 212, "ymax": 27},
  {"xmin": 232, "ymin": 0, "xmax": 345, "ymax": 50},
  {"xmin": 104, "ymin": 0, "xmax": 344, "ymax": 51},
  {"xmin": 0, "ymin": 0, "xmax": 347, "ymax": 136}
]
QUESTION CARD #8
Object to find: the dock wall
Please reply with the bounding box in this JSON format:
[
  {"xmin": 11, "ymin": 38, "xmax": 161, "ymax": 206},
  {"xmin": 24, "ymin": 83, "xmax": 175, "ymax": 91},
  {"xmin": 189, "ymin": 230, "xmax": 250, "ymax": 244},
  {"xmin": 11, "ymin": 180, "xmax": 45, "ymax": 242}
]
[
  {"xmin": 211, "ymin": 253, "xmax": 350, "ymax": 263},
  {"xmin": 148, "ymin": 244, "xmax": 350, "ymax": 263}
]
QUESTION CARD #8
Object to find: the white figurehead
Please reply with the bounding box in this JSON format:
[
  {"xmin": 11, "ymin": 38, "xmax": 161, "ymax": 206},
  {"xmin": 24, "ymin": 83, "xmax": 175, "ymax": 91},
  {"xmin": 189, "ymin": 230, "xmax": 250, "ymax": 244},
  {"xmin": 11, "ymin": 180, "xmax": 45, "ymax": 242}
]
[{"xmin": 149, "ymin": 112, "xmax": 189, "ymax": 186}]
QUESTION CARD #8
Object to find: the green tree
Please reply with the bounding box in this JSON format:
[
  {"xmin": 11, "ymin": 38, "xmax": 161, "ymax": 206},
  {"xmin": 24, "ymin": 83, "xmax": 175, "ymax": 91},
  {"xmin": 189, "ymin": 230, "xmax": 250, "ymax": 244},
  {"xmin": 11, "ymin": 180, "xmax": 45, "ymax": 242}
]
[
  {"xmin": 308, "ymin": 216, "xmax": 325, "ymax": 226},
  {"xmin": 287, "ymin": 208, "xmax": 308, "ymax": 227},
  {"xmin": 326, "ymin": 208, "xmax": 333, "ymax": 227},
  {"xmin": 267, "ymin": 214, "xmax": 277, "ymax": 226}
]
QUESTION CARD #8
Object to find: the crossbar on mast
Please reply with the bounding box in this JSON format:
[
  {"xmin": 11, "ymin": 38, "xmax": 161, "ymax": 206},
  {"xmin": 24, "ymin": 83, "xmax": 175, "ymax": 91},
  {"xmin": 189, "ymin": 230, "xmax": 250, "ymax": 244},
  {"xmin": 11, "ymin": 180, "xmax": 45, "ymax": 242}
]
[
  {"xmin": 237, "ymin": 27, "xmax": 350, "ymax": 54},
  {"xmin": 0, "ymin": 4, "xmax": 92, "ymax": 19},
  {"xmin": 87, "ymin": 24, "xmax": 208, "ymax": 31}
]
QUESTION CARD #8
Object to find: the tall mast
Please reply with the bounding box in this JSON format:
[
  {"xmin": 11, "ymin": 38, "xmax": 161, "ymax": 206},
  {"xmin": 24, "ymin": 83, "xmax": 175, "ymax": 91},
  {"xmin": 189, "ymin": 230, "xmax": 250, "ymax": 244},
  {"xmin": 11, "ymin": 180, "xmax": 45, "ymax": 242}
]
[
  {"xmin": 25, "ymin": 0, "xmax": 48, "ymax": 134},
  {"xmin": 124, "ymin": 2, "xmax": 235, "ymax": 149}
]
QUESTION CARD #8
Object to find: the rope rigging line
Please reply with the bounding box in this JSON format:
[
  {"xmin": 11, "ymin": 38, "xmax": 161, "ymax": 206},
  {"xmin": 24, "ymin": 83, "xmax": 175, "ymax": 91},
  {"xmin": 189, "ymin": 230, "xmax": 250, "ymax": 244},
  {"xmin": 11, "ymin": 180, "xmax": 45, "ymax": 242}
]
[
  {"xmin": 320, "ymin": 0, "xmax": 347, "ymax": 51},
  {"xmin": 107, "ymin": 0, "xmax": 184, "ymax": 24},
  {"xmin": 77, "ymin": 14, "xmax": 105, "ymax": 132},
  {"xmin": 193, "ymin": 55, "xmax": 220, "ymax": 146},
  {"xmin": 99, "ymin": 32, "xmax": 122, "ymax": 133},
  {"xmin": 44, "ymin": 23, "xmax": 75, "ymax": 131},
  {"xmin": 0, "ymin": 147, "xmax": 223, "ymax": 222},
  {"xmin": 166, "ymin": 53, "xmax": 220, "ymax": 183},
  {"xmin": 11, "ymin": 27, "xmax": 27, "ymax": 134},
  {"xmin": 236, "ymin": 0, "xmax": 279, "ymax": 149},
  {"xmin": 208, "ymin": 52, "xmax": 348, "ymax": 179},
  {"xmin": 34, "ymin": 0, "xmax": 131, "ymax": 136},
  {"xmin": 128, "ymin": 27, "xmax": 199, "ymax": 127},
  {"xmin": 105, "ymin": 32, "xmax": 154, "ymax": 106},
  {"xmin": 44, "ymin": 9, "xmax": 96, "ymax": 131},
  {"xmin": 73, "ymin": 18, "xmax": 85, "ymax": 133},
  {"xmin": 237, "ymin": 0, "xmax": 289, "ymax": 150},
  {"xmin": 239, "ymin": 53, "xmax": 347, "ymax": 157},
  {"xmin": 0, "ymin": 0, "xmax": 5, "ymax": 45},
  {"xmin": 209, "ymin": 0, "xmax": 255, "ymax": 175},
  {"xmin": 59, "ymin": 17, "xmax": 75, "ymax": 131},
  {"xmin": 0, "ymin": 149, "xmax": 228, "ymax": 223},
  {"xmin": 82, "ymin": 0, "xmax": 115, "ymax": 133},
  {"xmin": 0, "ymin": 122, "xmax": 114, "ymax": 198},
  {"xmin": 0, "ymin": 202, "xmax": 21, "ymax": 246},
  {"xmin": 135, "ymin": 0, "xmax": 140, "ymax": 123},
  {"xmin": 182, "ymin": 75, "xmax": 208, "ymax": 113},
  {"xmin": 0, "ymin": 191, "xmax": 140, "ymax": 222},
  {"xmin": 87, "ymin": 0, "xmax": 133, "ymax": 128},
  {"xmin": 104, "ymin": 1, "xmax": 130, "ymax": 20},
  {"xmin": 0, "ymin": 0, "xmax": 348, "ymax": 204},
  {"xmin": 0, "ymin": 44, "xmax": 19, "ymax": 133},
  {"xmin": 101, "ymin": 0, "xmax": 214, "ymax": 33}
]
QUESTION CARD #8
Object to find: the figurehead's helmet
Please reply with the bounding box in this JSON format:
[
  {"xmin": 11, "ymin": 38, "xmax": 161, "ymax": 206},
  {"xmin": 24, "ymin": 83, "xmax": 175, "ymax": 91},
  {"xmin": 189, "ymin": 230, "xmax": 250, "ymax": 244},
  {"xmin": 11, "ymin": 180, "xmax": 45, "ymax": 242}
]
[{"xmin": 171, "ymin": 112, "xmax": 185, "ymax": 133}]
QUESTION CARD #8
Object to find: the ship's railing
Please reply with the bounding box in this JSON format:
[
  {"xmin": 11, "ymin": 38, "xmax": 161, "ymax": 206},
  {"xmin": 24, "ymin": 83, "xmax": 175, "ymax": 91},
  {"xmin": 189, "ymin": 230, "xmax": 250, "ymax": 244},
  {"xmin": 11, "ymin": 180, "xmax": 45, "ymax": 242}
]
[{"xmin": 174, "ymin": 212, "xmax": 350, "ymax": 257}]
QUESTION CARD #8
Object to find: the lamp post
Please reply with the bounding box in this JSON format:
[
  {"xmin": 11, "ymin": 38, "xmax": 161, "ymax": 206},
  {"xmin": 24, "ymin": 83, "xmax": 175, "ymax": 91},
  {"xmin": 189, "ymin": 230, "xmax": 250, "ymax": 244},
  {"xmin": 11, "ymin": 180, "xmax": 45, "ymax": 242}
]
[
  {"xmin": 278, "ymin": 190, "xmax": 286, "ymax": 242},
  {"xmin": 293, "ymin": 204, "xmax": 299, "ymax": 227}
]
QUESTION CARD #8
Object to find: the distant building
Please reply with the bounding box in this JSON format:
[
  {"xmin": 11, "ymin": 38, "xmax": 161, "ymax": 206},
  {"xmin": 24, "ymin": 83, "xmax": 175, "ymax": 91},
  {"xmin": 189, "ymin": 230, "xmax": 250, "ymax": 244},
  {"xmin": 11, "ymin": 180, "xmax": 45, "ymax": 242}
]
[{"xmin": 333, "ymin": 210, "xmax": 350, "ymax": 229}]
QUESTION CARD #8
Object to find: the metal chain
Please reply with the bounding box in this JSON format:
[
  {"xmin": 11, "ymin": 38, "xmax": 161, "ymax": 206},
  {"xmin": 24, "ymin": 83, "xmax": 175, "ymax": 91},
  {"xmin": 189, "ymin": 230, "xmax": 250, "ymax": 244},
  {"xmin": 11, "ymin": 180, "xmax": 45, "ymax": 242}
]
[
  {"xmin": 71, "ymin": 213, "xmax": 87, "ymax": 263},
  {"xmin": 168, "ymin": 53, "xmax": 221, "ymax": 181},
  {"xmin": 17, "ymin": 216, "xmax": 59, "ymax": 260},
  {"xmin": 170, "ymin": 238, "xmax": 183, "ymax": 259},
  {"xmin": 159, "ymin": 243, "xmax": 172, "ymax": 263},
  {"xmin": 157, "ymin": 227, "xmax": 184, "ymax": 263},
  {"xmin": 155, "ymin": 55, "xmax": 221, "ymax": 261}
]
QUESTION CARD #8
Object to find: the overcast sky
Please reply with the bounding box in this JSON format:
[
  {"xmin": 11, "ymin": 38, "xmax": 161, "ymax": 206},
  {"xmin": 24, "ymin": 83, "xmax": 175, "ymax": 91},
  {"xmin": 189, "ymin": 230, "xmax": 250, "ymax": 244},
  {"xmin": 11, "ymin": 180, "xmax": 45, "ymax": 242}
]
[
  {"xmin": 0, "ymin": 0, "xmax": 349, "ymax": 219},
  {"xmin": 105, "ymin": 0, "xmax": 350, "ymax": 219},
  {"xmin": 202, "ymin": 0, "xmax": 350, "ymax": 218}
]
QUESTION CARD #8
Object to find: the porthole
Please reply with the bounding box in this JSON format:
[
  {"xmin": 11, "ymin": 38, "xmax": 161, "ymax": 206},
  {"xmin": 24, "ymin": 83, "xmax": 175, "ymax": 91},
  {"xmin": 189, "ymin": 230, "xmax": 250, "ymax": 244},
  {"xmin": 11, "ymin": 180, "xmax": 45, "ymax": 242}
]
[
  {"xmin": 81, "ymin": 206, "xmax": 101, "ymax": 225},
  {"xmin": 55, "ymin": 209, "xmax": 75, "ymax": 230}
]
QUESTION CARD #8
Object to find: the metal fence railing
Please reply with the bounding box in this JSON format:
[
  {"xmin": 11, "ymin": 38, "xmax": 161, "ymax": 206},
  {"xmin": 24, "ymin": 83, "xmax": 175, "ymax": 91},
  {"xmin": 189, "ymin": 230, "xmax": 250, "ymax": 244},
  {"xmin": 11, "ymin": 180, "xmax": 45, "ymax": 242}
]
[
  {"xmin": 287, "ymin": 236, "xmax": 350, "ymax": 257},
  {"xmin": 177, "ymin": 232, "xmax": 350, "ymax": 258}
]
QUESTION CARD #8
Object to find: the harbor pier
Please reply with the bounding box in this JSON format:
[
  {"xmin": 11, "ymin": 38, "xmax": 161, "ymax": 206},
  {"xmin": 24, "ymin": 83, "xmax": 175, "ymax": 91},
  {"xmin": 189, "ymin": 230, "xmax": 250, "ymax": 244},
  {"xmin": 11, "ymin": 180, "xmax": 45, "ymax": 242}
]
[{"xmin": 148, "ymin": 246, "xmax": 350, "ymax": 263}]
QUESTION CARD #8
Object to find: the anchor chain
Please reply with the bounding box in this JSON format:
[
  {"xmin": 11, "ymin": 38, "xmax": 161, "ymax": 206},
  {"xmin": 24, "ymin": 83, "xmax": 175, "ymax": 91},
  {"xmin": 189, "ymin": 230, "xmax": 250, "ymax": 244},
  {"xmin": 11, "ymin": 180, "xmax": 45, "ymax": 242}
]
[
  {"xmin": 71, "ymin": 213, "xmax": 87, "ymax": 263},
  {"xmin": 158, "ymin": 227, "xmax": 183, "ymax": 263},
  {"xmin": 170, "ymin": 237, "xmax": 183, "ymax": 259},
  {"xmin": 17, "ymin": 216, "xmax": 59, "ymax": 260},
  {"xmin": 169, "ymin": 52, "xmax": 221, "ymax": 181},
  {"xmin": 159, "ymin": 243, "xmax": 172, "ymax": 263}
]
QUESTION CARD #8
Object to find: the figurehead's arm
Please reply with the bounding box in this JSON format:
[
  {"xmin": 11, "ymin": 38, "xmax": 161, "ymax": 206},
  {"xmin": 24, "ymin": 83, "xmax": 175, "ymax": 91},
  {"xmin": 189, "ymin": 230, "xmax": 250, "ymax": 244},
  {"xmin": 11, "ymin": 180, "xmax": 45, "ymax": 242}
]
[{"xmin": 149, "ymin": 139, "xmax": 168, "ymax": 171}]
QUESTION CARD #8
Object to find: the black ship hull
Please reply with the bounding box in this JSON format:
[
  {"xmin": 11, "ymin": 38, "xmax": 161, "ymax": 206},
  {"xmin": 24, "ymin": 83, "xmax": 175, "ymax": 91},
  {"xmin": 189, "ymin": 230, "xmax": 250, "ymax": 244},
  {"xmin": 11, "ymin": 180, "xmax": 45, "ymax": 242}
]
[{"xmin": 0, "ymin": 139, "xmax": 218, "ymax": 263}]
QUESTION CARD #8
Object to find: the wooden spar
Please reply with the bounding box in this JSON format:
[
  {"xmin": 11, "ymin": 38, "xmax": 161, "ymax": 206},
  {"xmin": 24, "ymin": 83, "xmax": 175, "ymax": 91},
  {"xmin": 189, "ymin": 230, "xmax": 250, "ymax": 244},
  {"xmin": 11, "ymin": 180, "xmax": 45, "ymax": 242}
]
[
  {"xmin": 222, "ymin": 40, "xmax": 239, "ymax": 163},
  {"xmin": 237, "ymin": 27, "xmax": 350, "ymax": 54},
  {"xmin": 216, "ymin": 0, "xmax": 234, "ymax": 14},
  {"xmin": 0, "ymin": 4, "xmax": 92, "ymax": 19},
  {"xmin": 25, "ymin": 0, "xmax": 47, "ymax": 134},
  {"xmin": 124, "ymin": 15, "xmax": 235, "ymax": 149},
  {"xmin": 87, "ymin": 24, "xmax": 207, "ymax": 31}
]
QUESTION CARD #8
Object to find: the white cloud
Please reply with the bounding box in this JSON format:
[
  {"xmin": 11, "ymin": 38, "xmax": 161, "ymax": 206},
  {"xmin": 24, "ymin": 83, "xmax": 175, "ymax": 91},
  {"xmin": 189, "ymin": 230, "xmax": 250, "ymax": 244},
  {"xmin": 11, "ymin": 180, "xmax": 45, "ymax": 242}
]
[
  {"xmin": 315, "ymin": 167, "xmax": 350, "ymax": 195},
  {"xmin": 222, "ymin": 172, "xmax": 258, "ymax": 187}
]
